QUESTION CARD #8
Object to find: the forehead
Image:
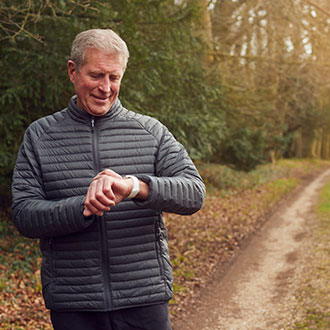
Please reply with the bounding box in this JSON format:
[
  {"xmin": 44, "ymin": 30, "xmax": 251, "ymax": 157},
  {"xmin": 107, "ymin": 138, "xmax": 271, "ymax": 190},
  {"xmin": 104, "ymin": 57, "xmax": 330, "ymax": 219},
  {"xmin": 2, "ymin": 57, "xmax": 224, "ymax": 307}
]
[{"xmin": 82, "ymin": 48, "xmax": 124, "ymax": 74}]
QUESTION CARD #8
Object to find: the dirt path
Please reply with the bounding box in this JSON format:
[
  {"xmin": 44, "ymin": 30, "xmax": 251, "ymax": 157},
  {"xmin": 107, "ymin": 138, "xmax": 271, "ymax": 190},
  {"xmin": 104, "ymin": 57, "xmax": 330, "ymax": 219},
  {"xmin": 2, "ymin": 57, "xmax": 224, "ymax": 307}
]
[{"xmin": 174, "ymin": 168, "xmax": 330, "ymax": 330}]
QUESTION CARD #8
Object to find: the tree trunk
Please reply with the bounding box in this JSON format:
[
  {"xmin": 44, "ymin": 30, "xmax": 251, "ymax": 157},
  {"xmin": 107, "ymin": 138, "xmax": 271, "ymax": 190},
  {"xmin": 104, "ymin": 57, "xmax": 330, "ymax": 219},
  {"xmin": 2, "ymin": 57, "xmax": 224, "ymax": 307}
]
[
  {"xmin": 293, "ymin": 128, "xmax": 303, "ymax": 158},
  {"xmin": 197, "ymin": 0, "xmax": 214, "ymax": 65},
  {"xmin": 321, "ymin": 129, "xmax": 330, "ymax": 159}
]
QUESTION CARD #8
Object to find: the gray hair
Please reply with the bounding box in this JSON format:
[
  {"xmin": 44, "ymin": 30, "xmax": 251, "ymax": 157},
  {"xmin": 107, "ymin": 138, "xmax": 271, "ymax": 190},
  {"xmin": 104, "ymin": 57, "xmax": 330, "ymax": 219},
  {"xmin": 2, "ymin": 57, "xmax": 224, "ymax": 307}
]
[{"xmin": 70, "ymin": 29, "xmax": 129, "ymax": 70}]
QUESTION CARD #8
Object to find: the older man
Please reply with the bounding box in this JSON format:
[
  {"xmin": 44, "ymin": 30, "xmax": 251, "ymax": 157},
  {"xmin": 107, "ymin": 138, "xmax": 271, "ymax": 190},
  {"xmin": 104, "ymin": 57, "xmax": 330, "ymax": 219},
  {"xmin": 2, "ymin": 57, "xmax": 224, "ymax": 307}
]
[{"xmin": 11, "ymin": 29, "xmax": 205, "ymax": 330}]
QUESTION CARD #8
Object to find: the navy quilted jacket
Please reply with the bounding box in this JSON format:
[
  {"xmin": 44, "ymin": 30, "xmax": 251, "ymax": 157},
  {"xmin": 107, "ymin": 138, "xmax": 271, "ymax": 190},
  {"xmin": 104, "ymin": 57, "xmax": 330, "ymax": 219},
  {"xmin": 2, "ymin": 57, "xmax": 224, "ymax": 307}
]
[{"xmin": 11, "ymin": 96, "xmax": 205, "ymax": 312}]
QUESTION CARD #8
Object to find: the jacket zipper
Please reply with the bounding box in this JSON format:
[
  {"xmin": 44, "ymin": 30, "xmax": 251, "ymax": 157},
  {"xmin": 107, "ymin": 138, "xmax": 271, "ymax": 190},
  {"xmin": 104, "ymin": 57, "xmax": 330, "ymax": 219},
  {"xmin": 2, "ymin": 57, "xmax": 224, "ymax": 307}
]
[
  {"xmin": 91, "ymin": 117, "xmax": 112, "ymax": 310},
  {"xmin": 91, "ymin": 118, "xmax": 100, "ymax": 172}
]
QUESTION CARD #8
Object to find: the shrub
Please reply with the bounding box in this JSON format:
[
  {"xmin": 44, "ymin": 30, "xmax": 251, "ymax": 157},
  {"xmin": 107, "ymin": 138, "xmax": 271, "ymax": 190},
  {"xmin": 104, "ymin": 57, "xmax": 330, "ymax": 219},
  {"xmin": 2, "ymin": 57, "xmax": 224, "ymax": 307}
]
[{"xmin": 215, "ymin": 126, "xmax": 265, "ymax": 171}]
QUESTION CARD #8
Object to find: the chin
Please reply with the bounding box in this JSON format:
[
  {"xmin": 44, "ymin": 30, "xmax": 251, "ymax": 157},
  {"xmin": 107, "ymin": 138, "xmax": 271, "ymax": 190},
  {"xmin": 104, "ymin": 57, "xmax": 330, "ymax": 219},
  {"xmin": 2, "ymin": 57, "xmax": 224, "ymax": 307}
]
[
  {"xmin": 89, "ymin": 103, "xmax": 111, "ymax": 115},
  {"xmin": 93, "ymin": 109, "xmax": 109, "ymax": 116}
]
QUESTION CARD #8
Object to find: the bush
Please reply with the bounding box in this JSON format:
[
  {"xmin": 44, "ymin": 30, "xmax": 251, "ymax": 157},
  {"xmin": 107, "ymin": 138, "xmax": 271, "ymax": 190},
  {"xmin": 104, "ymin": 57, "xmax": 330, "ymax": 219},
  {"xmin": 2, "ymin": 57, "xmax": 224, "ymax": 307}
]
[
  {"xmin": 0, "ymin": 0, "xmax": 226, "ymax": 202},
  {"xmin": 215, "ymin": 126, "xmax": 265, "ymax": 171}
]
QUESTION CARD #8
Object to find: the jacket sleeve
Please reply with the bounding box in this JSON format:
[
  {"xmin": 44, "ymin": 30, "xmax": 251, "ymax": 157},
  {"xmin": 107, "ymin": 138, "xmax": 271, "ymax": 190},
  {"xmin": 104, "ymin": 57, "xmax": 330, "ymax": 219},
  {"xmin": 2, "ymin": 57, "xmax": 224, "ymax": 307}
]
[
  {"xmin": 11, "ymin": 124, "xmax": 93, "ymax": 239},
  {"xmin": 134, "ymin": 122, "xmax": 206, "ymax": 215}
]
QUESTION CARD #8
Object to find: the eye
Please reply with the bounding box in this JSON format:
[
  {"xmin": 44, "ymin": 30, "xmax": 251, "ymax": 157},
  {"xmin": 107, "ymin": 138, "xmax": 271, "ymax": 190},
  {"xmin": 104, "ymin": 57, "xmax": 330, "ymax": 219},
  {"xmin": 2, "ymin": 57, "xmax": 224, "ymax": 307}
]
[
  {"xmin": 89, "ymin": 73, "xmax": 102, "ymax": 79},
  {"xmin": 110, "ymin": 75, "xmax": 120, "ymax": 81}
]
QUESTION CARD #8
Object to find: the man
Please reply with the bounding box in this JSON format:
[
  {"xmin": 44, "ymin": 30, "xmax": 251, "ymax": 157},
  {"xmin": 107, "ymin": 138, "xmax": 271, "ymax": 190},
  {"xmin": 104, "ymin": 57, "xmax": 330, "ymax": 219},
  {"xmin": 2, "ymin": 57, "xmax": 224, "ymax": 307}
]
[{"xmin": 11, "ymin": 29, "xmax": 205, "ymax": 330}]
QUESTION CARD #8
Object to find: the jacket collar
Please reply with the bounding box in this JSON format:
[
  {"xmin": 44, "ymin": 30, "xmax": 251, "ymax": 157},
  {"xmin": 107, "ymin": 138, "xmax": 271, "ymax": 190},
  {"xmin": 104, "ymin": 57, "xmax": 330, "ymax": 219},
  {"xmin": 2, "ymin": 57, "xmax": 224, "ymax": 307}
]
[{"xmin": 67, "ymin": 95, "xmax": 123, "ymax": 124}]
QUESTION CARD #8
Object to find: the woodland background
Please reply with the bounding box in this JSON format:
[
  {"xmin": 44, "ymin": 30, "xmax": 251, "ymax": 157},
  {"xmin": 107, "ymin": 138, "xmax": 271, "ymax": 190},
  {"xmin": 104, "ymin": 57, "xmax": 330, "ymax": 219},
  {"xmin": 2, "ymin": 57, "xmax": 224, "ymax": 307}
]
[
  {"xmin": 1, "ymin": 0, "xmax": 330, "ymax": 206},
  {"xmin": 1, "ymin": 1, "xmax": 330, "ymax": 329}
]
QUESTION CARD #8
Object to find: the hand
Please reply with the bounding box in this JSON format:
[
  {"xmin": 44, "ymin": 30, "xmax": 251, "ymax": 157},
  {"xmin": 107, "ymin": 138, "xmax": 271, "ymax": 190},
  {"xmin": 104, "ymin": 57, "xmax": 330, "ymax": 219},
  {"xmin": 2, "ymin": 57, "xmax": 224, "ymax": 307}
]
[{"xmin": 83, "ymin": 169, "xmax": 133, "ymax": 217}]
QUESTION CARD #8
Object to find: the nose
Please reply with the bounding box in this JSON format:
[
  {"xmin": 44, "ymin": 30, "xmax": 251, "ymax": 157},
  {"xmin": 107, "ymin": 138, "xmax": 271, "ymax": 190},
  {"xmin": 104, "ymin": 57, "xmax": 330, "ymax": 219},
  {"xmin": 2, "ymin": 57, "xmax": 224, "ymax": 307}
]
[{"xmin": 99, "ymin": 77, "xmax": 111, "ymax": 93}]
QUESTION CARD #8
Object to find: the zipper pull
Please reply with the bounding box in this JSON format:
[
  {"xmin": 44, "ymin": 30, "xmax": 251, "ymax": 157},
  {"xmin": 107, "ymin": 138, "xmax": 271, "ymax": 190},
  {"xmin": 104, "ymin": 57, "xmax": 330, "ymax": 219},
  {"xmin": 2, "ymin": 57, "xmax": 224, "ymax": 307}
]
[{"xmin": 91, "ymin": 117, "xmax": 95, "ymax": 128}]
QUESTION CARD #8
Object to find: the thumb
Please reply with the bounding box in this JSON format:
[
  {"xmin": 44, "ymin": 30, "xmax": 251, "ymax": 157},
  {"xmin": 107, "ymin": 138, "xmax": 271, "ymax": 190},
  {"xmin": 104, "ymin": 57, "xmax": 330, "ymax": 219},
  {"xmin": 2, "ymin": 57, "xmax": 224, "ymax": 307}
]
[{"xmin": 83, "ymin": 207, "xmax": 93, "ymax": 217}]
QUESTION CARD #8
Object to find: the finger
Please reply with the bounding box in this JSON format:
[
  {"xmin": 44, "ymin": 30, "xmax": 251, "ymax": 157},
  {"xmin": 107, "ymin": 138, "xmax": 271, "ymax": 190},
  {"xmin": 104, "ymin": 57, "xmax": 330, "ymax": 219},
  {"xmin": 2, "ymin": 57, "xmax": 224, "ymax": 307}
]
[
  {"xmin": 86, "ymin": 182, "xmax": 110, "ymax": 214},
  {"xmin": 83, "ymin": 206, "xmax": 96, "ymax": 217},
  {"xmin": 94, "ymin": 179, "xmax": 115, "ymax": 206},
  {"xmin": 85, "ymin": 191, "xmax": 103, "ymax": 215},
  {"xmin": 84, "ymin": 186, "xmax": 97, "ymax": 215},
  {"xmin": 102, "ymin": 177, "xmax": 116, "ymax": 200},
  {"xmin": 93, "ymin": 169, "xmax": 122, "ymax": 181},
  {"xmin": 84, "ymin": 205, "xmax": 104, "ymax": 217},
  {"xmin": 103, "ymin": 169, "xmax": 122, "ymax": 178},
  {"xmin": 83, "ymin": 201, "xmax": 104, "ymax": 217}
]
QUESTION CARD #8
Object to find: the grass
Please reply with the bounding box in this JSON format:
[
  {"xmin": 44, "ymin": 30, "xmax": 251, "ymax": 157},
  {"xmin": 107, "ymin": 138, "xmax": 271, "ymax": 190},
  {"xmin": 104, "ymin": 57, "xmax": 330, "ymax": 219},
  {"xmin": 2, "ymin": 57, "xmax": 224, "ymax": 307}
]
[
  {"xmin": 169, "ymin": 159, "xmax": 330, "ymax": 320},
  {"xmin": 197, "ymin": 158, "xmax": 327, "ymax": 195},
  {"xmin": 290, "ymin": 181, "xmax": 330, "ymax": 330},
  {"xmin": 0, "ymin": 220, "xmax": 41, "ymax": 274},
  {"xmin": 1, "ymin": 158, "xmax": 330, "ymax": 328},
  {"xmin": 266, "ymin": 177, "xmax": 299, "ymax": 199}
]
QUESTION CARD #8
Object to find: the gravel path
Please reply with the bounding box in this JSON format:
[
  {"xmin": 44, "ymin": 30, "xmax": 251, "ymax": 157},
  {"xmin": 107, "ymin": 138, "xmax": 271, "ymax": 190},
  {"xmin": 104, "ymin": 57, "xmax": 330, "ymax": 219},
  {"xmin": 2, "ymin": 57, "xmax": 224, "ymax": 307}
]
[{"xmin": 175, "ymin": 168, "xmax": 330, "ymax": 330}]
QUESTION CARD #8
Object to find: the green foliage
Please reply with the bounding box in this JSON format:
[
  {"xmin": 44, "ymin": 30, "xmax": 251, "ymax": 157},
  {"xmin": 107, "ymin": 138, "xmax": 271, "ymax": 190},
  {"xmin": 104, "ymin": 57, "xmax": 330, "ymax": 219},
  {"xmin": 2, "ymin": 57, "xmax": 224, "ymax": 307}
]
[
  {"xmin": 116, "ymin": 0, "xmax": 226, "ymax": 160},
  {"xmin": 266, "ymin": 178, "xmax": 298, "ymax": 198},
  {"xmin": 0, "ymin": 218, "xmax": 40, "ymax": 278},
  {"xmin": 213, "ymin": 126, "xmax": 265, "ymax": 171},
  {"xmin": 0, "ymin": 0, "xmax": 226, "ymax": 202},
  {"xmin": 317, "ymin": 182, "xmax": 330, "ymax": 216},
  {"xmin": 197, "ymin": 158, "xmax": 329, "ymax": 194},
  {"xmin": 0, "ymin": 0, "xmax": 84, "ymax": 181},
  {"xmin": 293, "ymin": 310, "xmax": 330, "ymax": 330}
]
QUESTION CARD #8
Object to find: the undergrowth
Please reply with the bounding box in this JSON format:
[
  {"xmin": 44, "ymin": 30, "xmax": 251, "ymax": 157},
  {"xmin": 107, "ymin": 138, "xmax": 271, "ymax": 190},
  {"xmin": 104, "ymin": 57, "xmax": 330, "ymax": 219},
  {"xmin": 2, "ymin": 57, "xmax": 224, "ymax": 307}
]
[
  {"xmin": 0, "ymin": 212, "xmax": 47, "ymax": 329},
  {"xmin": 169, "ymin": 159, "xmax": 330, "ymax": 320},
  {"xmin": 0, "ymin": 158, "xmax": 329, "ymax": 328},
  {"xmin": 197, "ymin": 158, "xmax": 326, "ymax": 194}
]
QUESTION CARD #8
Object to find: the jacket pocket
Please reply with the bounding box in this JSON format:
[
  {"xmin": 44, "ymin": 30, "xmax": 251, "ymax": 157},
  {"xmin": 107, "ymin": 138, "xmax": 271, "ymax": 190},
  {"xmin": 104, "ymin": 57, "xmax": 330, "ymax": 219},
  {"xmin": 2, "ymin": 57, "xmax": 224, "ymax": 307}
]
[
  {"xmin": 39, "ymin": 237, "xmax": 56, "ymax": 308},
  {"xmin": 155, "ymin": 222, "xmax": 173, "ymax": 297}
]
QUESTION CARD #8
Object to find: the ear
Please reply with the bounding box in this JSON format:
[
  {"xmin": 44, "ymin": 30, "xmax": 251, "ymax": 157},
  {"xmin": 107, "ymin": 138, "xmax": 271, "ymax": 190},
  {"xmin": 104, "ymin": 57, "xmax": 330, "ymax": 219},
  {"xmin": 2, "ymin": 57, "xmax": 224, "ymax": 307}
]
[{"xmin": 68, "ymin": 60, "xmax": 77, "ymax": 84}]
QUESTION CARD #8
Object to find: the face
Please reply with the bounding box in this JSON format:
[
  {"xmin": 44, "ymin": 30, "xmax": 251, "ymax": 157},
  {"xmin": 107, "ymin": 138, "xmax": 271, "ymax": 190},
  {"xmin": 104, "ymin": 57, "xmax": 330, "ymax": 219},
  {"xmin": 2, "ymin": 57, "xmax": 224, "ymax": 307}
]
[{"xmin": 68, "ymin": 48, "xmax": 125, "ymax": 116}]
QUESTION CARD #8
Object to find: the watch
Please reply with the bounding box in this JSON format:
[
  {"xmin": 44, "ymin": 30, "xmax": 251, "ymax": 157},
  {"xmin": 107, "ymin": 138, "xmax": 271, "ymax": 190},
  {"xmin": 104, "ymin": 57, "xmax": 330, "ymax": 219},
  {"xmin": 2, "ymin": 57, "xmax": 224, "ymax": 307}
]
[{"xmin": 125, "ymin": 175, "xmax": 140, "ymax": 199}]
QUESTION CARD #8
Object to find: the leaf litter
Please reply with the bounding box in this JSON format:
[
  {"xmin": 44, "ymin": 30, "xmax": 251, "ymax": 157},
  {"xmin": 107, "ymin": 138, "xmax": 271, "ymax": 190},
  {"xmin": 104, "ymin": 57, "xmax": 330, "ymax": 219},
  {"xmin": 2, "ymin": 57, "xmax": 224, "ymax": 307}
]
[{"xmin": 0, "ymin": 160, "xmax": 328, "ymax": 329}]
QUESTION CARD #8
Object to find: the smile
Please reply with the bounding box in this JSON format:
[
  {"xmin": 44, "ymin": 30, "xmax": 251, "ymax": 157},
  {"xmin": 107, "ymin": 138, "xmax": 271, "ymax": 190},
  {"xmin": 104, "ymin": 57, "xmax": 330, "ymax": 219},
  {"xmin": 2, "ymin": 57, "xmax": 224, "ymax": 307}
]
[{"xmin": 92, "ymin": 95, "xmax": 109, "ymax": 101}]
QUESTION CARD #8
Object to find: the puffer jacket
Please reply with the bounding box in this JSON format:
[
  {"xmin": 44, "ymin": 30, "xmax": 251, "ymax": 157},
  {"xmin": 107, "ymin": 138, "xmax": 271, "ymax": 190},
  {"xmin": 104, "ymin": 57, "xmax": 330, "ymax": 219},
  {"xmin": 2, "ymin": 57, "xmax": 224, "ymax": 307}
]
[{"xmin": 11, "ymin": 96, "xmax": 205, "ymax": 312}]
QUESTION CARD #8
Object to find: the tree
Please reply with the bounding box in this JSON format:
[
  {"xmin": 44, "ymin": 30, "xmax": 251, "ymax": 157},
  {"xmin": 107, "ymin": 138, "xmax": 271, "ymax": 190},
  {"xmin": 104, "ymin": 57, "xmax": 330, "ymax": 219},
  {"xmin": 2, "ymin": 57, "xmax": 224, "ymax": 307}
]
[
  {"xmin": 0, "ymin": 0, "xmax": 226, "ymax": 203},
  {"xmin": 210, "ymin": 0, "xmax": 330, "ymax": 162}
]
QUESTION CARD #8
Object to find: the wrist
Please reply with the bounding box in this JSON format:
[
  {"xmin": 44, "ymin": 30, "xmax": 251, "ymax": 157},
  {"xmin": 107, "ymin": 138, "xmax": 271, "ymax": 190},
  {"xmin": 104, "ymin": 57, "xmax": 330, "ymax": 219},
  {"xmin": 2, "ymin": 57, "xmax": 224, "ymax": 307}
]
[{"xmin": 125, "ymin": 175, "xmax": 140, "ymax": 199}]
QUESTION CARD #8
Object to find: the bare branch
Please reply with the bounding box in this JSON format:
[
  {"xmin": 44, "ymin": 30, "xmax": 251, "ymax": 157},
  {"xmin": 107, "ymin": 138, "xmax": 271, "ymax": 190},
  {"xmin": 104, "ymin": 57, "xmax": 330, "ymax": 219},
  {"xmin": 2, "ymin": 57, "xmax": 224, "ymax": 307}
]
[{"xmin": 302, "ymin": 0, "xmax": 330, "ymax": 17}]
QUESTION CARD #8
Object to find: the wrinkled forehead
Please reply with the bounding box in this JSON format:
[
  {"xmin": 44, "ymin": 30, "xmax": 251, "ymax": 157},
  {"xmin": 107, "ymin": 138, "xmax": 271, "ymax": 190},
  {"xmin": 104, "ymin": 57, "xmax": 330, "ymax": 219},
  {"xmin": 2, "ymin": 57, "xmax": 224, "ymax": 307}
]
[{"xmin": 81, "ymin": 47, "xmax": 126, "ymax": 71}]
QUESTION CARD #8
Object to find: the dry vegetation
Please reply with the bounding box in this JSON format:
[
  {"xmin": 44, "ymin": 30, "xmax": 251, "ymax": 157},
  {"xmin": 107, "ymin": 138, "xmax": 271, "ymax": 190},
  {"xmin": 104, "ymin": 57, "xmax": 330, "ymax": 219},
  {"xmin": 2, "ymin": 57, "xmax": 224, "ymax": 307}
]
[
  {"xmin": 1, "ymin": 159, "xmax": 328, "ymax": 329},
  {"xmin": 168, "ymin": 159, "xmax": 329, "ymax": 324},
  {"xmin": 208, "ymin": 0, "xmax": 330, "ymax": 159}
]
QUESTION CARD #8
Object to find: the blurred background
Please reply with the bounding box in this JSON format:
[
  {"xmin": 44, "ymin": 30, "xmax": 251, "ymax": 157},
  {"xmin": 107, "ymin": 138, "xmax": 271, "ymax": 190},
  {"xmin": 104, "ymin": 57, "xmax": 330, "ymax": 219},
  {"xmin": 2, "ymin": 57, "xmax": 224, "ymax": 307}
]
[
  {"xmin": 1, "ymin": 0, "xmax": 330, "ymax": 205},
  {"xmin": 2, "ymin": 2, "xmax": 330, "ymax": 329}
]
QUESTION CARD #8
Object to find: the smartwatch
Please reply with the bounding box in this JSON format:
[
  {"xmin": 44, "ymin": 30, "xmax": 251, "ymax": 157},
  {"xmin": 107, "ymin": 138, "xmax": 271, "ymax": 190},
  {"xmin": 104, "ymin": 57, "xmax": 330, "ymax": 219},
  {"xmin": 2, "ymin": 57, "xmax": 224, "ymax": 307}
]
[{"xmin": 125, "ymin": 175, "xmax": 140, "ymax": 199}]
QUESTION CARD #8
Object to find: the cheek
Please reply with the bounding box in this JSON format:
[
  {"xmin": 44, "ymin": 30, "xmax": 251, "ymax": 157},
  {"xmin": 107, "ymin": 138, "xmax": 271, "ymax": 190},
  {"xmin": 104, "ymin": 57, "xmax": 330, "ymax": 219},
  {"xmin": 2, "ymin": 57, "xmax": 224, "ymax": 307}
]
[
  {"xmin": 85, "ymin": 81, "xmax": 98, "ymax": 91},
  {"xmin": 77, "ymin": 77, "xmax": 97, "ymax": 92},
  {"xmin": 112, "ymin": 82, "xmax": 121, "ymax": 92}
]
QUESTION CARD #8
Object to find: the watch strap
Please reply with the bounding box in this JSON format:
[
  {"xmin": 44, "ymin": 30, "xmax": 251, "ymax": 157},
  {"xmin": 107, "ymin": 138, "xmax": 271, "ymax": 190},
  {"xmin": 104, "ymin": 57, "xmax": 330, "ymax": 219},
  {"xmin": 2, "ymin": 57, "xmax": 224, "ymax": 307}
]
[{"xmin": 125, "ymin": 175, "xmax": 140, "ymax": 199}]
